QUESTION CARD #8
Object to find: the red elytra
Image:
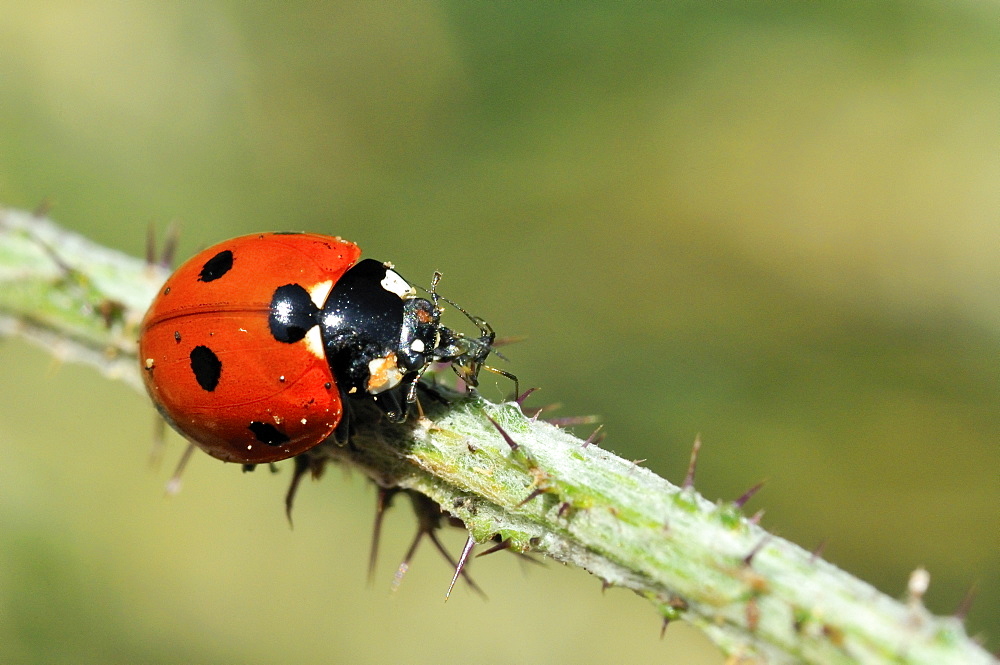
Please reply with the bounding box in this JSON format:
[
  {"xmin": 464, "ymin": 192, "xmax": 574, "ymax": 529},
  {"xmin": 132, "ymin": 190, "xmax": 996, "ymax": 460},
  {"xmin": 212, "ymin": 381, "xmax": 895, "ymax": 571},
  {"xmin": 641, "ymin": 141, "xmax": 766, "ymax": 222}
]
[{"xmin": 139, "ymin": 233, "xmax": 361, "ymax": 464}]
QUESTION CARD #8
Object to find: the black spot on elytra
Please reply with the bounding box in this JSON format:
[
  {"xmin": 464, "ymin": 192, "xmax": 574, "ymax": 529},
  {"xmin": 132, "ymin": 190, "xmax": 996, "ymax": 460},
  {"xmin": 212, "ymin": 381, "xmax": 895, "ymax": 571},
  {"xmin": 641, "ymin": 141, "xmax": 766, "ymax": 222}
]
[
  {"xmin": 189, "ymin": 345, "xmax": 222, "ymax": 391},
  {"xmin": 198, "ymin": 250, "xmax": 234, "ymax": 282},
  {"xmin": 248, "ymin": 422, "xmax": 290, "ymax": 447},
  {"xmin": 269, "ymin": 284, "xmax": 319, "ymax": 343},
  {"xmin": 173, "ymin": 331, "xmax": 182, "ymax": 343}
]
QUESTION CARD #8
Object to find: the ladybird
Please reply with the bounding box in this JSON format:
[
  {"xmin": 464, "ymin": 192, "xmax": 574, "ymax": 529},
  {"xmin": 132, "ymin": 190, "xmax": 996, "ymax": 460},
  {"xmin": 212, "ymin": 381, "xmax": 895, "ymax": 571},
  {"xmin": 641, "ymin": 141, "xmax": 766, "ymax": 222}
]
[{"xmin": 139, "ymin": 232, "xmax": 498, "ymax": 464}]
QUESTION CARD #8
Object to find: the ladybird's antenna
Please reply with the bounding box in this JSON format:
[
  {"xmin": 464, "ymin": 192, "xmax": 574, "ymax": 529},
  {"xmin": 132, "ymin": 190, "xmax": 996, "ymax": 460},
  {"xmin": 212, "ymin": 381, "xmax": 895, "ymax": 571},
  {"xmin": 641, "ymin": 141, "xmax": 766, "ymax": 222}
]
[
  {"xmin": 416, "ymin": 272, "xmax": 519, "ymax": 398},
  {"xmin": 435, "ymin": 294, "xmax": 515, "ymax": 363},
  {"xmin": 417, "ymin": 274, "xmax": 491, "ymax": 337},
  {"xmin": 428, "ymin": 271, "xmax": 443, "ymax": 312},
  {"xmin": 437, "ymin": 293, "xmax": 494, "ymax": 340}
]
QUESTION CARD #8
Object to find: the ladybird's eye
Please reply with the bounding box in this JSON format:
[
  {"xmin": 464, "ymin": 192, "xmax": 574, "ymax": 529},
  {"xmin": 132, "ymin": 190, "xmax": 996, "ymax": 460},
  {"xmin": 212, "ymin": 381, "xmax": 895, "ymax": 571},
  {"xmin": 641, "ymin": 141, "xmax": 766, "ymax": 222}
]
[{"xmin": 198, "ymin": 250, "xmax": 234, "ymax": 282}]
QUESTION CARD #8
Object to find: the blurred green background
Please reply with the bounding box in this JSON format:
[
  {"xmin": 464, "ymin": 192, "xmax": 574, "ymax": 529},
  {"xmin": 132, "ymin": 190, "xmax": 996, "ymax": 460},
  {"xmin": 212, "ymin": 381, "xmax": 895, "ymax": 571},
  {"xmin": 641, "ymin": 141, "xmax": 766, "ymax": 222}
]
[{"xmin": 1, "ymin": 2, "xmax": 998, "ymax": 663}]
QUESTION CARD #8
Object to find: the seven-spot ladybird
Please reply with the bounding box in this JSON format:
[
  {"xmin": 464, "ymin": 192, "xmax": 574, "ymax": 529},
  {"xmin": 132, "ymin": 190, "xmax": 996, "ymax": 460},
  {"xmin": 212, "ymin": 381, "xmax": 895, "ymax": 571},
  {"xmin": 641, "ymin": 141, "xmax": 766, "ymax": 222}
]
[{"xmin": 139, "ymin": 232, "xmax": 499, "ymax": 464}]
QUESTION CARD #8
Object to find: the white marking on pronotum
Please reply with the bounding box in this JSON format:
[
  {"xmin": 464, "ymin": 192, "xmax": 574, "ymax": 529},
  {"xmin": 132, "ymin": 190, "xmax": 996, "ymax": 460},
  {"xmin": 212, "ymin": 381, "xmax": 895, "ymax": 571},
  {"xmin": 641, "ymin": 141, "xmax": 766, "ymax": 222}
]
[
  {"xmin": 309, "ymin": 280, "xmax": 334, "ymax": 309},
  {"xmin": 380, "ymin": 268, "xmax": 415, "ymax": 299},
  {"xmin": 410, "ymin": 338, "xmax": 425, "ymax": 353},
  {"xmin": 303, "ymin": 326, "xmax": 324, "ymax": 359}
]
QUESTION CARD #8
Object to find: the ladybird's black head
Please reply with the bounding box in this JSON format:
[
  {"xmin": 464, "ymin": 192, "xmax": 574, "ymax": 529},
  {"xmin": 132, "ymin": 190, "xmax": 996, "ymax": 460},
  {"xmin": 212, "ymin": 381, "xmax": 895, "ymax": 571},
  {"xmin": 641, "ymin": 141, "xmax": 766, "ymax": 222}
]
[{"xmin": 397, "ymin": 297, "xmax": 440, "ymax": 373}]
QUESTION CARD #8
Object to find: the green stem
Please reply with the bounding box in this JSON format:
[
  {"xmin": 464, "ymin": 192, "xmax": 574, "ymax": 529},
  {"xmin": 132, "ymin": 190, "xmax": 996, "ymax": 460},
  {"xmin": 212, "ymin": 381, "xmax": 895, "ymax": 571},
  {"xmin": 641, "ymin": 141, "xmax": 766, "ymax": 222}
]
[{"xmin": 0, "ymin": 207, "xmax": 993, "ymax": 665}]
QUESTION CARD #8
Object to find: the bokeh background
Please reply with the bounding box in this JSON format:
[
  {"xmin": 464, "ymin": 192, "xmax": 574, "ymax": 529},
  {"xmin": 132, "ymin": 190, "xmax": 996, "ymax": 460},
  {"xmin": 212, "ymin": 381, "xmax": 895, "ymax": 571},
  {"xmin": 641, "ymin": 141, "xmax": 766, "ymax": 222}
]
[{"xmin": 1, "ymin": 3, "xmax": 998, "ymax": 664}]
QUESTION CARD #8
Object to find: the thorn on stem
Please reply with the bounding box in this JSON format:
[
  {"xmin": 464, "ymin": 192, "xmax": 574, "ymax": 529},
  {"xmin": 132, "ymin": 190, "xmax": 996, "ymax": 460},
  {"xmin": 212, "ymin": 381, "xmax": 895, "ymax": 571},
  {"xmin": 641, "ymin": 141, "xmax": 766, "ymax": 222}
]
[
  {"xmin": 165, "ymin": 442, "xmax": 196, "ymax": 495},
  {"xmin": 809, "ymin": 538, "xmax": 828, "ymax": 563},
  {"xmin": 145, "ymin": 221, "xmax": 180, "ymax": 268},
  {"xmin": 748, "ymin": 509, "xmax": 765, "ymax": 525},
  {"xmin": 545, "ymin": 414, "xmax": 600, "ymax": 427},
  {"xmin": 733, "ymin": 480, "xmax": 766, "ymax": 509},
  {"xmin": 476, "ymin": 538, "xmax": 512, "ymax": 558},
  {"xmin": 33, "ymin": 198, "xmax": 54, "ymax": 218},
  {"xmin": 391, "ymin": 534, "xmax": 421, "ymax": 593},
  {"xmin": 284, "ymin": 454, "xmax": 326, "ymax": 527},
  {"xmin": 683, "ymin": 435, "xmax": 702, "ymax": 490},
  {"xmin": 582, "ymin": 424, "xmax": 604, "ymax": 448},
  {"xmin": 148, "ymin": 417, "xmax": 167, "ymax": 469},
  {"xmin": 145, "ymin": 223, "xmax": 157, "ymax": 266},
  {"xmin": 516, "ymin": 487, "xmax": 547, "ymax": 508},
  {"xmin": 953, "ymin": 583, "xmax": 978, "ymax": 622},
  {"xmin": 660, "ymin": 617, "xmax": 670, "ymax": 640},
  {"xmin": 391, "ymin": 493, "xmax": 485, "ymax": 599},
  {"xmin": 743, "ymin": 535, "xmax": 772, "ymax": 567},
  {"xmin": 522, "ymin": 403, "xmax": 564, "ymax": 420},
  {"xmin": 516, "ymin": 387, "xmax": 539, "ymax": 406},
  {"xmin": 369, "ymin": 487, "xmax": 400, "ymax": 584},
  {"xmin": 476, "ymin": 536, "xmax": 544, "ymax": 567},
  {"xmin": 445, "ymin": 535, "xmax": 477, "ymax": 602},
  {"xmin": 392, "ymin": 492, "xmax": 439, "ymax": 593},
  {"xmin": 486, "ymin": 414, "xmax": 519, "ymax": 452},
  {"xmin": 160, "ymin": 221, "xmax": 180, "ymax": 268}
]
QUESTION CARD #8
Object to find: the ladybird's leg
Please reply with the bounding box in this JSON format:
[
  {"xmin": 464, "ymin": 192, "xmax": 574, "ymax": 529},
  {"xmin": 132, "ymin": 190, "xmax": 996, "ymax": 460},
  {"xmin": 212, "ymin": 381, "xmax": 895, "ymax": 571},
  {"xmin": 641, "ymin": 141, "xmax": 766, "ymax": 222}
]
[
  {"xmin": 369, "ymin": 384, "xmax": 408, "ymax": 424},
  {"xmin": 333, "ymin": 388, "xmax": 354, "ymax": 447}
]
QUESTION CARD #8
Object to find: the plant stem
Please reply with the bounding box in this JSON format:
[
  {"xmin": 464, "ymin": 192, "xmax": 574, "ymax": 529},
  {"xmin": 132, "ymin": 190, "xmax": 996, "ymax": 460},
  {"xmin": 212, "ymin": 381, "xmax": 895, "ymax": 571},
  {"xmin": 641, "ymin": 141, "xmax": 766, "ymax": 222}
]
[{"xmin": 0, "ymin": 207, "xmax": 993, "ymax": 665}]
